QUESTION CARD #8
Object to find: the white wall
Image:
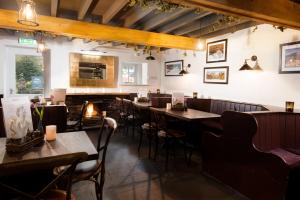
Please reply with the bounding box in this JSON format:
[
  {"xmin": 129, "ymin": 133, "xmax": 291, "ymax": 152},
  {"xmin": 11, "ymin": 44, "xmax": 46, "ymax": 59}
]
[
  {"xmin": 0, "ymin": 35, "xmax": 162, "ymax": 96},
  {"xmin": 161, "ymin": 24, "xmax": 300, "ymax": 108}
]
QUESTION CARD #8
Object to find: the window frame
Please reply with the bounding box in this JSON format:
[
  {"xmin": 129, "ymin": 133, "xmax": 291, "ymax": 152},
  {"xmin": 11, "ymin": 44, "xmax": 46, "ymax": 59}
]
[{"xmin": 119, "ymin": 62, "xmax": 149, "ymax": 86}]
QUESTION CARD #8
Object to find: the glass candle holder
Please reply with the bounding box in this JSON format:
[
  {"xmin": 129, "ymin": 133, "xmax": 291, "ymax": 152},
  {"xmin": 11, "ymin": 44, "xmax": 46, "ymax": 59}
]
[
  {"xmin": 157, "ymin": 89, "xmax": 160, "ymax": 94},
  {"xmin": 193, "ymin": 92, "xmax": 198, "ymax": 99},
  {"xmin": 286, "ymin": 101, "xmax": 294, "ymax": 112}
]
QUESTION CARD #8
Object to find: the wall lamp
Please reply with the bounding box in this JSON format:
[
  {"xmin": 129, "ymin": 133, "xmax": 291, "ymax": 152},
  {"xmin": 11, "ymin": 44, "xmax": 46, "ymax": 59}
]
[
  {"xmin": 239, "ymin": 55, "xmax": 263, "ymax": 71},
  {"xmin": 179, "ymin": 64, "xmax": 191, "ymax": 75}
]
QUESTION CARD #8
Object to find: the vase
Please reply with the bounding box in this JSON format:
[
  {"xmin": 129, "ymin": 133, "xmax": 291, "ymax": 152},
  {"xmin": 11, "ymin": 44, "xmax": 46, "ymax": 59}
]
[{"xmin": 37, "ymin": 120, "xmax": 44, "ymax": 134}]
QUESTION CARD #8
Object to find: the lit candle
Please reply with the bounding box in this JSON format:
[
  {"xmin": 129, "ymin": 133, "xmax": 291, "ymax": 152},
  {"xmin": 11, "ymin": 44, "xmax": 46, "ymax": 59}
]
[
  {"xmin": 46, "ymin": 125, "xmax": 57, "ymax": 141},
  {"xmin": 286, "ymin": 101, "xmax": 294, "ymax": 112},
  {"xmin": 166, "ymin": 103, "xmax": 172, "ymax": 110},
  {"xmin": 134, "ymin": 97, "xmax": 138, "ymax": 102}
]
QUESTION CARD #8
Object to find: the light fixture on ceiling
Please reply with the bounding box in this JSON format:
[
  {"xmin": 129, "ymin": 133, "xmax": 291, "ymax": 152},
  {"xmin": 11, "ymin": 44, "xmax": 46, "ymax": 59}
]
[
  {"xmin": 239, "ymin": 55, "xmax": 262, "ymax": 71},
  {"xmin": 179, "ymin": 64, "xmax": 191, "ymax": 75},
  {"xmin": 17, "ymin": 0, "xmax": 39, "ymax": 26},
  {"xmin": 146, "ymin": 51, "xmax": 155, "ymax": 60},
  {"xmin": 196, "ymin": 40, "xmax": 205, "ymax": 51}
]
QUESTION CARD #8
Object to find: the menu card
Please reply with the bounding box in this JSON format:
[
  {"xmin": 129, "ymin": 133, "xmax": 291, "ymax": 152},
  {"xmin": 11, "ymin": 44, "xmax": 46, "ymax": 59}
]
[
  {"xmin": 172, "ymin": 92, "xmax": 185, "ymax": 107},
  {"xmin": 1, "ymin": 97, "xmax": 33, "ymax": 139}
]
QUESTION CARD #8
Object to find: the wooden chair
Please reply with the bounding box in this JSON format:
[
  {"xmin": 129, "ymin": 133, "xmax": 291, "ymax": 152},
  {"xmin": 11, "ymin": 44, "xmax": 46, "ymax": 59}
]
[
  {"xmin": 151, "ymin": 110, "xmax": 192, "ymax": 170},
  {"xmin": 55, "ymin": 117, "xmax": 117, "ymax": 200},
  {"xmin": 0, "ymin": 152, "xmax": 88, "ymax": 200},
  {"xmin": 122, "ymin": 99, "xmax": 135, "ymax": 136},
  {"xmin": 66, "ymin": 101, "xmax": 88, "ymax": 131}
]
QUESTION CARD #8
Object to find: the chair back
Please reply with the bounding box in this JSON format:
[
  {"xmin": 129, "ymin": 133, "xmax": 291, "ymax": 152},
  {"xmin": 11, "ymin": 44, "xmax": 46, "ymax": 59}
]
[
  {"xmin": 133, "ymin": 105, "xmax": 151, "ymax": 125},
  {"xmin": 115, "ymin": 97, "xmax": 123, "ymax": 113},
  {"xmin": 122, "ymin": 99, "xmax": 133, "ymax": 116},
  {"xmin": 221, "ymin": 111, "xmax": 258, "ymax": 159},
  {"xmin": 96, "ymin": 117, "xmax": 118, "ymax": 172},
  {"xmin": 0, "ymin": 152, "xmax": 87, "ymax": 199}
]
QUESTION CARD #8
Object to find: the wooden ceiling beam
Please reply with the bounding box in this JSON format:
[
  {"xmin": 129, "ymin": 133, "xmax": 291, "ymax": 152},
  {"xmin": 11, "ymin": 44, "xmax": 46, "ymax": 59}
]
[
  {"xmin": 78, "ymin": 0, "xmax": 93, "ymax": 20},
  {"xmin": 0, "ymin": 9, "xmax": 199, "ymax": 50},
  {"xmin": 156, "ymin": 11, "xmax": 211, "ymax": 33},
  {"xmin": 102, "ymin": 0, "xmax": 128, "ymax": 24},
  {"xmin": 188, "ymin": 18, "xmax": 249, "ymax": 37},
  {"xmin": 143, "ymin": 8, "xmax": 190, "ymax": 31},
  {"xmin": 167, "ymin": 0, "xmax": 300, "ymax": 30},
  {"xmin": 173, "ymin": 14, "xmax": 220, "ymax": 35},
  {"xmin": 124, "ymin": 7, "xmax": 155, "ymax": 28},
  {"xmin": 51, "ymin": 0, "xmax": 59, "ymax": 17},
  {"xmin": 202, "ymin": 21, "xmax": 259, "ymax": 38}
]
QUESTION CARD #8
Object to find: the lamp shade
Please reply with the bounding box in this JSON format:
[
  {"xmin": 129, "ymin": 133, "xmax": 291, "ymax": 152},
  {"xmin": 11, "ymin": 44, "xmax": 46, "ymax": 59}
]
[
  {"xmin": 17, "ymin": 0, "xmax": 38, "ymax": 26},
  {"xmin": 146, "ymin": 52, "xmax": 155, "ymax": 60},
  {"xmin": 179, "ymin": 69, "xmax": 188, "ymax": 75},
  {"xmin": 252, "ymin": 61, "xmax": 263, "ymax": 70},
  {"xmin": 239, "ymin": 60, "xmax": 253, "ymax": 71}
]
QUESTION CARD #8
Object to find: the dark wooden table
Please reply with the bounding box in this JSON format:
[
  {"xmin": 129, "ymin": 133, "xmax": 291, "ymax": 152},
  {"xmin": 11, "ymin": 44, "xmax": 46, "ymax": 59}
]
[
  {"xmin": 150, "ymin": 107, "xmax": 220, "ymax": 121},
  {"xmin": 0, "ymin": 131, "xmax": 97, "ymax": 173}
]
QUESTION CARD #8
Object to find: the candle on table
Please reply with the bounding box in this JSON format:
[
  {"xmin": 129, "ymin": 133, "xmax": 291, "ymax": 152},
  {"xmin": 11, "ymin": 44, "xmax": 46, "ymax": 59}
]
[
  {"xmin": 166, "ymin": 103, "xmax": 172, "ymax": 110},
  {"xmin": 46, "ymin": 125, "xmax": 57, "ymax": 141},
  {"xmin": 286, "ymin": 101, "xmax": 294, "ymax": 112}
]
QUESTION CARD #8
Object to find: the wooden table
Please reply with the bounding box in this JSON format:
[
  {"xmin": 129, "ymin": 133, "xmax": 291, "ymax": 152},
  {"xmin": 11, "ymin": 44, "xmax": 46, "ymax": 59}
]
[
  {"xmin": 0, "ymin": 131, "xmax": 97, "ymax": 175},
  {"xmin": 150, "ymin": 107, "xmax": 220, "ymax": 121}
]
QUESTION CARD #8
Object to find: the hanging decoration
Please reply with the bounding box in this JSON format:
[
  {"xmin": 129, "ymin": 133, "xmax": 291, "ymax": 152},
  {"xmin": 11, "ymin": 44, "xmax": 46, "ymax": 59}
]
[{"xmin": 17, "ymin": 0, "xmax": 39, "ymax": 26}]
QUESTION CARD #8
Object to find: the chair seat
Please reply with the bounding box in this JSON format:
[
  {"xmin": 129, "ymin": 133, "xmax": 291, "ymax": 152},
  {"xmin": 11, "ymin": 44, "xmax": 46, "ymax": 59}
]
[
  {"xmin": 54, "ymin": 160, "xmax": 101, "ymax": 182},
  {"xmin": 67, "ymin": 120, "xmax": 78, "ymax": 126},
  {"xmin": 142, "ymin": 122, "xmax": 156, "ymax": 130},
  {"xmin": 201, "ymin": 119, "xmax": 223, "ymax": 134},
  {"xmin": 158, "ymin": 129, "xmax": 186, "ymax": 138}
]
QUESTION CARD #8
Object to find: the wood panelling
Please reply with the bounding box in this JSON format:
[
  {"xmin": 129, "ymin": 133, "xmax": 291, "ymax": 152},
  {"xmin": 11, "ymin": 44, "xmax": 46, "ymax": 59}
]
[
  {"xmin": 0, "ymin": 9, "xmax": 200, "ymax": 50},
  {"xmin": 253, "ymin": 112, "xmax": 300, "ymax": 151},
  {"xmin": 69, "ymin": 53, "xmax": 117, "ymax": 88}
]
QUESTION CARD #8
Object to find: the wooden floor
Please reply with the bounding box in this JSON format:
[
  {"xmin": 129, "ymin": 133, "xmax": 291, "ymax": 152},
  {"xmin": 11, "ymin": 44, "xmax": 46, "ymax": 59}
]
[{"xmin": 73, "ymin": 128, "xmax": 249, "ymax": 200}]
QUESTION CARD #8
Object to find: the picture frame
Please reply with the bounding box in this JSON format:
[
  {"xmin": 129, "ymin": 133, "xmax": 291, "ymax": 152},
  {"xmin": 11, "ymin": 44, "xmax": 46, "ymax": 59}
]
[
  {"xmin": 206, "ymin": 39, "xmax": 228, "ymax": 63},
  {"xmin": 165, "ymin": 60, "xmax": 183, "ymax": 76},
  {"xmin": 203, "ymin": 66, "xmax": 229, "ymax": 84},
  {"xmin": 279, "ymin": 41, "xmax": 300, "ymax": 74}
]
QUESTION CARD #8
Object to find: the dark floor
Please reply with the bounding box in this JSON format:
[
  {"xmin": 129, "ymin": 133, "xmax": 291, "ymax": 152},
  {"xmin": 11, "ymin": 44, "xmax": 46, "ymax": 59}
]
[{"xmin": 73, "ymin": 128, "xmax": 249, "ymax": 200}]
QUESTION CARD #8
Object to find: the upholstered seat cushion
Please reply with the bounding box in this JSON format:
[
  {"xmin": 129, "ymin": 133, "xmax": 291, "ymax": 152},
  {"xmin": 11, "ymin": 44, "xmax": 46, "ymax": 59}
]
[
  {"xmin": 54, "ymin": 160, "xmax": 101, "ymax": 182},
  {"xmin": 201, "ymin": 119, "xmax": 223, "ymax": 134},
  {"xmin": 158, "ymin": 129, "xmax": 185, "ymax": 138},
  {"xmin": 142, "ymin": 122, "xmax": 157, "ymax": 130}
]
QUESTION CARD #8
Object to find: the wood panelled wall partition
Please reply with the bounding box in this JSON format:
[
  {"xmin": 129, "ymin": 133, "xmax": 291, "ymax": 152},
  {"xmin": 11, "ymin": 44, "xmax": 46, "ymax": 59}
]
[{"xmin": 253, "ymin": 112, "xmax": 300, "ymax": 151}]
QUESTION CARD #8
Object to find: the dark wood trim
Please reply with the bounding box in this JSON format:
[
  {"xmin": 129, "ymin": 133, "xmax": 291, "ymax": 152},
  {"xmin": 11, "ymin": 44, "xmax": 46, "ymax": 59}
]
[
  {"xmin": 279, "ymin": 41, "xmax": 300, "ymax": 74},
  {"xmin": 203, "ymin": 66, "xmax": 229, "ymax": 84},
  {"xmin": 164, "ymin": 60, "xmax": 184, "ymax": 76},
  {"xmin": 206, "ymin": 39, "xmax": 228, "ymax": 63}
]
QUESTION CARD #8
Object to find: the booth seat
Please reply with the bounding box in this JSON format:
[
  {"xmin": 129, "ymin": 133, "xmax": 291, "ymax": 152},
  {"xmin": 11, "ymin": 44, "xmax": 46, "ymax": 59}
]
[
  {"xmin": 201, "ymin": 111, "xmax": 300, "ymax": 200},
  {"xmin": 186, "ymin": 98, "xmax": 269, "ymax": 134}
]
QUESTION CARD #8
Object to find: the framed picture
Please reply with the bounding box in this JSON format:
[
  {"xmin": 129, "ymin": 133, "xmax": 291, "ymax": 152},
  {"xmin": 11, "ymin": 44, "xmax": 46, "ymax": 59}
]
[
  {"xmin": 203, "ymin": 66, "xmax": 229, "ymax": 84},
  {"xmin": 279, "ymin": 41, "xmax": 300, "ymax": 74},
  {"xmin": 165, "ymin": 60, "xmax": 183, "ymax": 76},
  {"xmin": 206, "ymin": 39, "xmax": 228, "ymax": 63}
]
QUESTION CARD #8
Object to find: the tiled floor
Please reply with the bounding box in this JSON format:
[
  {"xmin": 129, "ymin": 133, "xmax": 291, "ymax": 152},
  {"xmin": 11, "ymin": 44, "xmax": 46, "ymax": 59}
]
[{"xmin": 73, "ymin": 129, "xmax": 248, "ymax": 200}]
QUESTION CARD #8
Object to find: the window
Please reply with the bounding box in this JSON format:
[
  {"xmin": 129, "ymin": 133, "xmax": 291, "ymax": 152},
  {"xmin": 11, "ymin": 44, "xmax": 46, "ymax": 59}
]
[
  {"xmin": 120, "ymin": 62, "xmax": 148, "ymax": 85},
  {"xmin": 16, "ymin": 55, "xmax": 44, "ymax": 94}
]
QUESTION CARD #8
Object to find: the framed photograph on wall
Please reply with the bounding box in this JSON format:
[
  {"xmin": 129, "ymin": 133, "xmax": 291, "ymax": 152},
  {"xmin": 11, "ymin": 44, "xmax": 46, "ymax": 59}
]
[
  {"xmin": 279, "ymin": 41, "xmax": 300, "ymax": 74},
  {"xmin": 203, "ymin": 66, "xmax": 229, "ymax": 84},
  {"xmin": 206, "ymin": 39, "xmax": 228, "ymax": 63},
  {"xmin": 165, "ymin": 60, "xmax": 183, "ymax": 76}
]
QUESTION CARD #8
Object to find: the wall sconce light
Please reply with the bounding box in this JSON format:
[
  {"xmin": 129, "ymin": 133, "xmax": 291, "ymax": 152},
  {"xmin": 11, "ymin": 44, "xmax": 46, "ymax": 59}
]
[
  {"xmin": 239, "ymin": 55, "xmax": 263, "ymax": 71},
  {"xmin": 17, "ymin": 0, "xmax": 39, "ymax": 26},
  {"xmin": 179, "ymin": 64, "xmax": 191, "ymax": 75},
  {"xmin": 286, "ymin": 101, "xmax": 294, "ymax": 112}
]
